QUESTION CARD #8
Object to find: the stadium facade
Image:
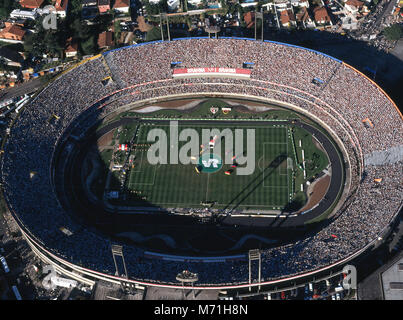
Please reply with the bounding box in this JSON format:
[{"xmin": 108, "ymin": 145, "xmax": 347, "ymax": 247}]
[{"xmin": 1, "ymin": 38, "xmax": 402, "ymax": 290}]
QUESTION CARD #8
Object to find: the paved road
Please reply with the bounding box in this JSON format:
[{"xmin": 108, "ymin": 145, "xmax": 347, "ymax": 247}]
[{"xmin": 0, "ymin": 79, "xmax": 42, "ymax": 102}]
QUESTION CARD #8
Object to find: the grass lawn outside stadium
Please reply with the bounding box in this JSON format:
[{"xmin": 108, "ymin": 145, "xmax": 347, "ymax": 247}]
[{"xmin": 98, "ymin": 98, "xmax": 329, "ymax": 214}]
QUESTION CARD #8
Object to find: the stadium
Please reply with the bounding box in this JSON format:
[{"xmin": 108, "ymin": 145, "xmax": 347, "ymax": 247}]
[{"xmin": 1, "ymin": 38, "xmax": 402, "ymax": 292}]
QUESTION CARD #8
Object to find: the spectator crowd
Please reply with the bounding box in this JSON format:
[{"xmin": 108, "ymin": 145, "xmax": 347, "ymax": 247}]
[{"xmin": 0, "ymin": 38, "xmax": 402, "ymax": 286}]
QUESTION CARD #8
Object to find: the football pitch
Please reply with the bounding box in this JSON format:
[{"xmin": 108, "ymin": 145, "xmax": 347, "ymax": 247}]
[{"xmin": 123, "ymin": 121, "xmax": 297, "ymax": 211}]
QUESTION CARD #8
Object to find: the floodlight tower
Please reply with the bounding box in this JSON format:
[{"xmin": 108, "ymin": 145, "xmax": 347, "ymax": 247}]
[
  {"xmin": 176, "ymin": 270, "xmax": 199, "ymax": 299},
  {"xmin": 159, "ymin": 12, "xmax": 171, "ymax": 41},
  {"xmin": 205, "ymin": 26, "xmax": 221, "ymax": 39},
  {"xmin": 248, "ymin": 249, "xmax": 262, "ymax": 292},
  {"xmin": 254, "ymin": 8, "xmax": 264, "ymax": 41},
  {"xmin": 111, "ymin": 244, "xmax": 128, "ymax": 279}
]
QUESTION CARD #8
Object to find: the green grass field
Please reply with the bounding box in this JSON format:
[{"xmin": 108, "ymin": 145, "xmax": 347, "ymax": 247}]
[
  {"xmin": 120, "ymin": 122, "xmax": 295, "ymax": 211},
  {"xmin": 98, "ymin": 99, "xmax": 330, "ymax": 212}
]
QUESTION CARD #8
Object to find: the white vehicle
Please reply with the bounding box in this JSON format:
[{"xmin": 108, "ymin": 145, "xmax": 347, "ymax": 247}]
[
  {"xmin": 267, "ymin": 293, "xmax": 272, "ymax": 300},
  {"xmin": 331, "ymin": 295, "xmax": 336, "ymax": 300},
  {"xmin": 336, "ymin": 293, "xmax": 341, "ymax": 300},
  {"xmin": 335, "ymin": 285, "xmax": 344, "ymax": 293},
  {"xmin": 308, "ymin": 282, "xmax": 314, "ymax": 292}
]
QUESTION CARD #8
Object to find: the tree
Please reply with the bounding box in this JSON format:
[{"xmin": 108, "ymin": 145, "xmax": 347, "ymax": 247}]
[
  {"xmin": 23, "ymin": 17, "xmax": 64, "ymax": 57},
  {"xmin": 0, "ymin": 0, "xmax": 19, "ymax": 19},
  {"xmin": 144, "ymin": 0, "xmax": 164, "ymax": 15},
  {"xmin": 383, "ymin": 24, "xmax": 403, "ymax": 41},
  {"xmin": 44, "ymin": 31, "xmax": 63, "ymax": 56},
  {"xmin": 0, "ymin": 57, "xmax": 6, "ymax": 71},
  {"xmin": 145, "ymin": 26, "xmax": 166, "ymax": 41},
  {"xmin": 114, "ymin": 20, "xmax": 122, "ymax": 44},
  {"xmin": 93, "ymin": 13, "xmax": 113, "ymax": 33},
  {"xmin": 80, "ymin": 36, "xmax": 97, "ymax": 55}
]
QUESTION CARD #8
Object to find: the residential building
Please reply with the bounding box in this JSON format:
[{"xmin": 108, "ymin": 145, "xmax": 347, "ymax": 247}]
[
  {"xmin": 273, "ymin": 0, "xmax": 289, "ymax": 9},
  {"xmin": 20, "ymin": 0, "xmax": 44, "ymax": 9},
  {"xmin": 10, "ymin": 9, "xmax": 39, "ymax": 20},
  {"xmin": 187, "ymin": 0, "xmax": 203, "ymax": 6},
  {"xmin": 291, "ymin": 0, "xmax": 309, "ymax": 7},
  {"xmin": 82, "ymin": 0, "xmax": 97, "ymax": 6},
  {"xmin": 313, "ymin": 6, "xmax": 332, "ymax": 25},
  {"xmin": 167, "ymin": 0, "xmax": 180, "ymax": 11},
  {"xmin": 98, "ymin": 0, "xmax": 110, "ymax": 13},
  {"xmin": 340, "ymin": 15, "xmax": 358, "ymax": 30},
  {"xmin": 54, "ymin": 0, "xmax": 69, "ymax": 17},
  {"xmin": 65, "ymin": 38, "xmax": 78, "ymax": 58},
  {"xmin": 243, "ymin": 11, "xmax": 255, "ymax": 28},
  {"xmin": 0, "ymin": 22, "xmax": 26, "ymax": 43},
  {"xmin": 280, "ymin": 9, "xmax": 296, "ymax": 27},
  {"xmin": 113, "ymin": 0, "xmax": 130, "ymax": 13},
  {"xmin": 98, "ymin": 31, "xmax": 114, "ymax": 49},
  {"xmin": 344, "ymin": 0, "xmax": 364, "ymax": 14},
  {"xmin": 296, "ymin": 7, "xmax": 315, "ymax": 28}
]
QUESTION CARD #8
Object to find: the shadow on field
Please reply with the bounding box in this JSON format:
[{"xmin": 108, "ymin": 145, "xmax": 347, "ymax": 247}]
[{"xmin": 223, "ymin": 154, "xmax": 287, "ymax": 212}]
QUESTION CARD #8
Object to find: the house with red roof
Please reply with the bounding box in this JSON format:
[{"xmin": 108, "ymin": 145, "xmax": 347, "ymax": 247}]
[
  {"xmin": 98, "ymin": 31, "xmax": 114, "ymax": 49},
  {"xmin": 113, "ymin": 0, "xmax": 130, "ymax": 13},
  {"xmin": 0, "ymin": 22, "xmax": 26, "ymax": 43},
  {"xmin": 243, "ymin": 11, "xmax": 255, "ymax": 29},
  {"xmin": 20, "ymin": 0, "xmax": 44, "ymax": 9},
  {"xmin": 98, "ymin": 0, "xmax": 110, "ymax": 13},
  {"xmin": 296, "ymin": 7, "xmax": 315, "ymax": 28},
  {"xmin": 54, "ymin": 0, "xmax": 69, "ymax": 17},
  {"xmin": 64, "ymin": 37, "xmax": 78, "ymax": 58},
  {"xmin": 313, "ymin": 6, "xmax": 332, "ymax": 26},
  {"xmin": 279, "ymin": 9, "xmax": 296, "ymax": 27}
]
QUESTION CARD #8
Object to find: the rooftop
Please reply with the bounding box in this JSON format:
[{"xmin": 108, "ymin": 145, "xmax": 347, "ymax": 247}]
[
  {"xmin": 313, "ymin": 6, "xmax": 331, "ymax": 23},
  {"xmin": 20, "ymin": 0, "xmax": 44, "ymax": 8},
  {"xmin": 113, "ymin": 0, "xmax": 129, "ymax": 8},
  {"xmin": 98, "ymin": 31, "xmax": 114, "ymax": 48}
]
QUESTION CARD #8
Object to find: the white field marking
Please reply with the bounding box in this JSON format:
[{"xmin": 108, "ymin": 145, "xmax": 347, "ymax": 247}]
[
  {"xmin": 127, "ymin": 156, "xmax": 157, "ymax": 186},
  {"xmin": 129, "ymin": 124, "xmax": 288, "ymax": 205},
  {"xmin": 262, "ymin": 139, "xmax": 288, "ymax": 188}
]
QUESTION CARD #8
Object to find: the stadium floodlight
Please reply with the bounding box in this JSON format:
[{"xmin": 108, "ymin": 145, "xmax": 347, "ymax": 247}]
[
  {"xmin": 159, "ymin": 13, "xmax": 164, "ymax": 41},
  {"xmin": 111, "ymin": 244, "xmax": 128, "ymax": 280},
  {"xmin": 176, "ymin": 270, "xmax": 198, "ymax": 299},
  {"xmin": 205, "ymin": 26, "xmax": 220, "ymax": 39},
  {"xmin": 160, "ymin": 13, "xmax": 171, "ymax": 42},
  {"xmin": 255, "ymin": 8, "xmax": 264, "ymax": 41},
  {"xmin": 249, "ymin": 249, "xmax": 262, "ymax": 292}
]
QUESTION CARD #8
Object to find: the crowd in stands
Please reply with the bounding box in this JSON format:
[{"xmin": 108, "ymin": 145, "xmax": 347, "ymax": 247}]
[{"xmin": 1, "ymin": 38, "xmax": 402, "ymax": 285}]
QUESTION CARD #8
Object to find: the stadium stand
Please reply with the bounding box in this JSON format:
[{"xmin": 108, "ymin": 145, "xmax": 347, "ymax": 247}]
[{"xmin": 1, "ymin": 38, "xmax": 402, "ymax": 287}]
